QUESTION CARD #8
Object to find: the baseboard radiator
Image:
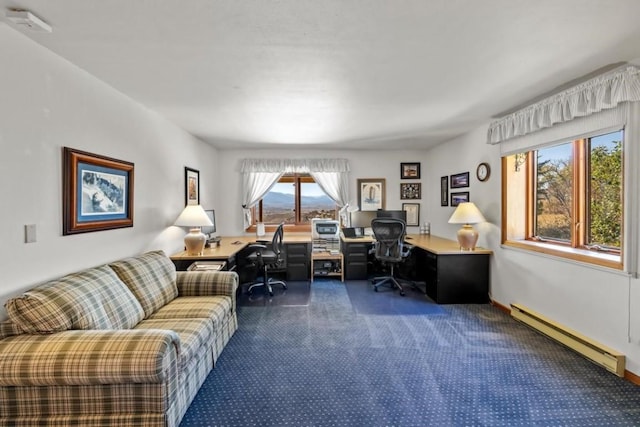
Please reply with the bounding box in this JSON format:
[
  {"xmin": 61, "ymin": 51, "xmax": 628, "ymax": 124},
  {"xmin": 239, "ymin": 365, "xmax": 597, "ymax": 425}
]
[{"xmin": 510, "ymin": 303, "xmax": 625, "ymax": 377}]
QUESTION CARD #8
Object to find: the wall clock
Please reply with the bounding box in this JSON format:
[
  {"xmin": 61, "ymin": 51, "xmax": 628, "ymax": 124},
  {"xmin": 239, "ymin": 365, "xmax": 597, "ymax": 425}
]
[{"xmin": 476, "ymin": 162, "xmax": 491, "ymax": 182}]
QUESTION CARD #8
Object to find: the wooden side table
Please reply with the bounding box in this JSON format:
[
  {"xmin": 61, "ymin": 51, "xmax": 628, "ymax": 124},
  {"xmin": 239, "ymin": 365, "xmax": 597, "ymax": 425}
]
[{"xmin": 310, "ymin": 251, "xmax": 344, "ymax": 282}]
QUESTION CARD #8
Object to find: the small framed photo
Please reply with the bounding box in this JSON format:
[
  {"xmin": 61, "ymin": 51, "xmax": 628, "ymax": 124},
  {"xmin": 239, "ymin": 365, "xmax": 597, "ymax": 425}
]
[
  {"xmin": 185, "ymin": 167, "xmax": 200, "ymax": 205},
  {"xmin": 440, "ymin": 176, "xmax": 449, "ymax": 206},
  {"xmin": 402, "ymin": 203, "xmax": 420, "ymax": 226},
  {"xmin": 358, "ymin": 178, "xmax": 386, "ymax": 211},
  {"xmin": 63, "ymin": 147, "xmax": 134, "ymax": 235},
  {"xmin": 450, "ymin": 172, "xmax": 470, "ymax": 188},
  {"xmin": 400, "ymin": 183, "xmax": 421, "ymax": 200},
  {"xmin": 451, "ymin": 172, "xmax": 469, "ymax": 188},
  {"xmin": 400, "ymin": 162, "xmax": 421, "ymax": 179},
  {"xmin": 451, "ymin": 191, "xmax": 470, "ymax": 207}
]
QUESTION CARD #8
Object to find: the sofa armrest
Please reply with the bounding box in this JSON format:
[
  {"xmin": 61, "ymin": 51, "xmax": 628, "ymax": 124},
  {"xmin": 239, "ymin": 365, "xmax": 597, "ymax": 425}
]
[
  {"xmin": 176, "ymin": 271, "xmax": 238, "ymax": 305},
  {"xmin": 0, "ymin": 329, "xmax": 180, "ymax": 386}
]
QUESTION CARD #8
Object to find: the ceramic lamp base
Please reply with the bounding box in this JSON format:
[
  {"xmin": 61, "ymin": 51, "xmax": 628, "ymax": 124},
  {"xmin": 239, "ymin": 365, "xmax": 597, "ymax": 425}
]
[
  {"xmin": 457, "ymin": 224, "xmax": 478, "ymax": 251},
  {"xmin": 184, "ymin": 228, "xmax": 206, "ymax": 255}
]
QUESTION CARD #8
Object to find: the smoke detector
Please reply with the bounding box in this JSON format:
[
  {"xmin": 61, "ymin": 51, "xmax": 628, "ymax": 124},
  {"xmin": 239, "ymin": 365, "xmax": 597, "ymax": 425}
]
[{"xmin": 6, "ymin": 10, "xmax": 52, "ymax": 33}]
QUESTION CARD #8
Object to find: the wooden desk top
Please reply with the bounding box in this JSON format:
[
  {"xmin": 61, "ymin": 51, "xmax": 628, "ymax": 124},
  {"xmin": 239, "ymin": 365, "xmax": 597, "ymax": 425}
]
[
  {"xmin": 340, "ymin": 233, "xmax": 492, "ymax": 255},
  {"xmin": 170, "ymin": 234, "xmax": 313, "ymax": 260}
]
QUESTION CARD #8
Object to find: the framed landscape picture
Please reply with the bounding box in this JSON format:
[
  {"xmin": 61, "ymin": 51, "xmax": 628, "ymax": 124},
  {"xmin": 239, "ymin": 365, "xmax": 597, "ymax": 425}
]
[
  {"xmin": 451, "ymin": 191, "xmax": 470, "ymax": 207},
  {"xmin": 450, "ymin": 172, "xmax": 470, "ymax": 188},
  {"xmin": 358, "ymin": 178, "xmax": 386, "ymax": 211},
  {"xmin": 400, "ymin": 162, "xmax": 421, "ymax": 179},
  {"xmin": 63, "ymin": 147, "xmax": 134, "ymax": 235}
]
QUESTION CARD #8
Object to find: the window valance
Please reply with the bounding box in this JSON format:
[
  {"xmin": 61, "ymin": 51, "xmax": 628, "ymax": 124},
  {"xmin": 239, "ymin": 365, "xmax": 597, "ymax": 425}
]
[
  {"xmin": 487, "ymin": 65, "xmax": 640, "ymax": 144},
  {"xmin": 240, "ymin": 158, "xmax": 350, "ymax": 173}
]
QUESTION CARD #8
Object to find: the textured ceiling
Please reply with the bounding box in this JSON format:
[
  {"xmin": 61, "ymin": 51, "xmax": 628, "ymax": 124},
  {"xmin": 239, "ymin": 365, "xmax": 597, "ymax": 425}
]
[{"xmin": 3, "ymin": 0, "xmax": 640, "ymax": 150}]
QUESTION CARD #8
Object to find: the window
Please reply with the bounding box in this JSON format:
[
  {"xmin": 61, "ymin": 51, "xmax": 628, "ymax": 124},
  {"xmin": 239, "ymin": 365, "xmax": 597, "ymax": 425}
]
[
  {"xmin": 503, "ymin": 129, "xmax": 624, "ymax": 269},
  {"xmin": 254, "ymin": 174, "xmax": 337, "ymax": 228}
]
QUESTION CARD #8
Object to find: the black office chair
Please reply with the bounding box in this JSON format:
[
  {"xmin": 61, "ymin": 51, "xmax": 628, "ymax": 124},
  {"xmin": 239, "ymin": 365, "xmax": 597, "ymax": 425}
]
[
  {"xmin": 371, "ymin": 218, "xmax": 411, "ymax": 296},
  {"xmin": 246, "ymin": 223, "xmax": 287, "ymax": 296}
]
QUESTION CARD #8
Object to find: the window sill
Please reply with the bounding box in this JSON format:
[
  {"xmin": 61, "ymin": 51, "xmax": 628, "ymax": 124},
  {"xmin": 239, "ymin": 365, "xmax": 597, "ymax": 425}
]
[
  {"xmin": 502, "ymin": 239, "xmax": 623, "ymax": 271},
  {"xmin": 246, "ymin": 224, "xmax": 312, "ymax": 233}
]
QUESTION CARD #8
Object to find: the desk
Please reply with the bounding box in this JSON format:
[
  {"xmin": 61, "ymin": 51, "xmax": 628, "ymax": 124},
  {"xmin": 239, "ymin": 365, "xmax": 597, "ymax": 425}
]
[
  {"xmin": 170, "ymin": 235, "xmax": 313, "ymax": 281},
  {"xmin": 341, "ymin": 233, "xmax": 492, "ymax": 304}
]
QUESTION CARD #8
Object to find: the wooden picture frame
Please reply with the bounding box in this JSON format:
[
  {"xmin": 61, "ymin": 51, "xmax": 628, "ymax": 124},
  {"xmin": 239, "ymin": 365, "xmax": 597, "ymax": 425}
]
[
  {"xmin": 402, "ymin": 203, "xmax": 420, "ymax": 226},
  {"xmin": 400, "ymin": 162, "xmax": 421, "ymax": 179},
  {"xmin": 441, "ymin": 176, "xmax": 449, "ymax": 206},
  {"xmin": 450, "ymin": 172, "xmax": 470, "ymax": 188},
  {"xmin": 451, "ymin": 191, "xmax": 470, "ymax": 207},
  {"xmin": 400, "ymin": 182, "xmax": 421, "ymax": 200},
  {"xmin": 63, "ymin": 147, "xmax": 134, "ymax": 235},
  {"xmin": 185, "ymin": 167, "xmax": 200, "ymax": 205},
  {"xmin": 357, "ymin": 178, "xmax": 386, "ymax": 211}
]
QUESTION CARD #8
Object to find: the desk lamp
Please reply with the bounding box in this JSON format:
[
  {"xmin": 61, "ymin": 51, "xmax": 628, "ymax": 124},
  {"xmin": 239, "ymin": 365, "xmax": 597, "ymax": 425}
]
[
  {"xmin": 448, "ymin": 202, "xmax": 486, "ymax": 251},
  {"xmin": 174, "ymin": 205, "xmax": 213, "ymax": 255}
]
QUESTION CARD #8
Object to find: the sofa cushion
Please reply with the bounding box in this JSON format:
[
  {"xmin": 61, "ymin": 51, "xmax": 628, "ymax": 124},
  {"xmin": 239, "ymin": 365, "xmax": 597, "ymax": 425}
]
[
  {"xmin": 109, "ymin": 250, "xmax": 178, "ymax": 318},
  {"xmin": 149, "ymin": 296, "xmax": 233, "ymax": 331},
  {"xmin": 5, "ymin": 265, "xmax": 145, "ymax": 334},
  {"xmin": 134, "ymin": 318, "xmax": 212, "ymax": 369}
]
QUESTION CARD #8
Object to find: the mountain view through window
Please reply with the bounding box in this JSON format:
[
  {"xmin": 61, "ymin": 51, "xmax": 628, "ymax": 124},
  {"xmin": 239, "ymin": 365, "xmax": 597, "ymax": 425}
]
[{"xmin": 262, "ymin": 181, "xmax": 336, "ymax": 224}]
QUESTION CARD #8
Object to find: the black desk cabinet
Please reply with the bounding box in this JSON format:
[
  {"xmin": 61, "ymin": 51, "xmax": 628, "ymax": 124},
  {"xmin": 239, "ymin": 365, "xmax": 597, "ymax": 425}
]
[
  {"xmin": 286, "ymin": 243, "xmax": 311, "ymax": 281},
  {"xmin": 420, "ymin": 249, "xmax": 489, "ymax": 304},
  {"xmin": 341, "ymin": 240, "xmax": 369, "ymax": 280}
]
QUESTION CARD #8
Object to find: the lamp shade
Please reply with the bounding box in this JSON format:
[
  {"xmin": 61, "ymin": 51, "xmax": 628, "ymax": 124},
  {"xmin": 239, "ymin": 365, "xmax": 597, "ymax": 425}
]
[
  {"xmin": 174, "ymin": 205, "xmax": 213, "ymax": 227},
  {"xmin": 174, "ymin": 205, "xmax": 213, "ymax": 255},
  {"xmin": 448, "ymin": 202, "xmax": 486, "ymax": 251},
  {"xmin": 447, "ymin": 202, "xmax": 486, "ymax": 225}
]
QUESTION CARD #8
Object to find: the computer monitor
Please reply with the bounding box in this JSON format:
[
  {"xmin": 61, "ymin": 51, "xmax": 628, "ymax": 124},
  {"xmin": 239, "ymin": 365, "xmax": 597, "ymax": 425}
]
[
  {"xmin": 202, "ymin": 209, "xmax": 216, "ymax": 238},
  {"xmin": 350, "ymin": 210, "xmax": 377, "ymax": 228},
  {"xmin": 376, "ymin": 209, "xmax": 407, "ymax": 222}
]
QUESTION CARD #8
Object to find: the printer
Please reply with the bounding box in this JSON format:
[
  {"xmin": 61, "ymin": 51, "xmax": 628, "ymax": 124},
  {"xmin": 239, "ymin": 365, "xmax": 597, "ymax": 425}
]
[{"xmin": 311, "ymin": 219, "xmax": 340, "ymax": 253}]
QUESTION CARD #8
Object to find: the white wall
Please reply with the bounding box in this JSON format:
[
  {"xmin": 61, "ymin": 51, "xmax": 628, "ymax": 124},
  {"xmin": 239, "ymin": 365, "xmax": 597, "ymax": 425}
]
[
  {"xmin": 426, "ymin": 124, "xmax": 640, "ymax": 376},
  {"xmin": 215, "ymin": 148, "xmax": 430, "ymax": 236},
  {"xmin": 0, "ymin": 24, "xmax": 217, "ymax": 314}
]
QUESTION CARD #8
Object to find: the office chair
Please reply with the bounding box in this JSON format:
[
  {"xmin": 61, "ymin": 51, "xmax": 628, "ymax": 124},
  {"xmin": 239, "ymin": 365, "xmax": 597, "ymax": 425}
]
[
  {"xmin": 371, "ymin": 218, "xmax": 411, "ymax": 296},
  {"xmin": 246, "ymin": 223, "xmax": 287, "ymax": 296}
]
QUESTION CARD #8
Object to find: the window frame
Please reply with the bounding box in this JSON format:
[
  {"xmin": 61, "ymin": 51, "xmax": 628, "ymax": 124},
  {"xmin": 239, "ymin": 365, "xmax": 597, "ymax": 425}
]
[
  {"xmin": 250, "ymin": 173, "xmax": 338, "ymax": 233},
  {"xmin": 502, "ymin": 131, "xmax": 624, "ymax": 271}
]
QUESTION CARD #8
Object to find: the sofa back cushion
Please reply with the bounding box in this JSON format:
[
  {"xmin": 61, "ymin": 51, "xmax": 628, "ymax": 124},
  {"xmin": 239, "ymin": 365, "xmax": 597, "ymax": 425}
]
[
  {"xmin": 109, "ymin": 250, "xmax": 178, "ymax": 318},
  {"xmin": 5, "ymin": 265, "xmax": 145, "ymax": 334}
]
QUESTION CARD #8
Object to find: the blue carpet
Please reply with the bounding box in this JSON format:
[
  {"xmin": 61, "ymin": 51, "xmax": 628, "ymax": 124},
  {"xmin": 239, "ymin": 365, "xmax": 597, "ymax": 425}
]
[
  {"xmin": 237, "ymin": 280, "xmax": 310, "ymax": 307},
  {"xmin": 181, "ymin": 279, "xmax": 640, "ymax": 426},
  {"xmin": 345, "ymin": 279, "xmax": 445, "ymax": 315}
]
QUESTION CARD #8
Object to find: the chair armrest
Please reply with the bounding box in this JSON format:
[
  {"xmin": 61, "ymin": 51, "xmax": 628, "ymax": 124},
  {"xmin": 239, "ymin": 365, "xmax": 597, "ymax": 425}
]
[
  {"xmin": 176, "ymin": 271, "xmax": 238, "ymax": 307},
  {"xmin": 0, "ymin": 329, "xmax": 180, "ymax": 386}
]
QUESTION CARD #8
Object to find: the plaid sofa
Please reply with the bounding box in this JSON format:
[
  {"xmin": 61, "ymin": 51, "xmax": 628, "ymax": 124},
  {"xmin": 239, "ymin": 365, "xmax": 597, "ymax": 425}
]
[{"xmin": 0, "ymin": 250, "xmax": 238, "ymax": 426}]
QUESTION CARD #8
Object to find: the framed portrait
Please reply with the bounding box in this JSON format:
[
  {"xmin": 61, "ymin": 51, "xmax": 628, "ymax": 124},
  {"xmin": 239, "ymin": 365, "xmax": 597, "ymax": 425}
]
[
  {"xmin": 400, "ymin": 162, "xmax": 421, "ymax": 179},
  {"xmin": 451, "ymin": 191, "xmax": 470, "ymax": 207},
  {"xmin": 400, "ymin": 182, "xmax": 421, "ymax": 200},
  {"xmin": 440, "ymin": 176, "xmax": 449, "ymax": 206},
  {"xmin": 185, "ymin": 167, "xmax": 200, "ymax": 205},
  {"xmin": 450, "ymin": 172, "xmax": 470, "ymax": 188},
  {"xmin": 358, "ymin": 178, "xmax": 386, "ymax": 211},
  {"xmin": 402, "ymin": 203, "xmax": 420, "ymax": 226},
  {"xmin": 63, "ymin": 147, "xmax": 134, "ymax": 235}
]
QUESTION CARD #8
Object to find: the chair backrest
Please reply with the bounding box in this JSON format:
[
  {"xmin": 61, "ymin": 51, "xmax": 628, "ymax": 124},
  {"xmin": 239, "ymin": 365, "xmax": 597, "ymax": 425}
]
[
  {"xmin": 271, "ymin": 222, "xmax": 284, "ymax": 258},
  {"xmin": 371, "ymin": 218, "xmax": 406, "ymax": 263}
]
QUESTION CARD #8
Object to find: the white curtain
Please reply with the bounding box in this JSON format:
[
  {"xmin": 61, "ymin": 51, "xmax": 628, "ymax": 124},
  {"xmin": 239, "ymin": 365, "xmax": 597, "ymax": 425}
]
[
  {"xmin": 240, "ymin": 158, "xmax": 350, "ymax": 229},
  {"xmin": 487, "ymin": 65, "xmax": 640, "ymax": 145}
]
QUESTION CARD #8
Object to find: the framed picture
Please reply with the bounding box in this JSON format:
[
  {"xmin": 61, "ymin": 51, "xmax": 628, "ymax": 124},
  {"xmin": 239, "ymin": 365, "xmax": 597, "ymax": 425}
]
[
  {"xmin": 450, "ymin": 172, "xmax": 470, "ymax": 188},
  {"xmin": 440, "ymin": 176, "xmax": 449, "ymax": 206},
  {"xmin": 358, "ymin": 178, "xmax": 386, "ymax": 211},
  {"xmin": 185, "ymin": 167, "xmax": 200, "ymax": 205},
  {"xmin": 400, "ymin": 162, "xmax": 421, "ymax": 179},
  {"xmin": 402, "ymin": 203, "xmax": 420, "ymax": 226},
  {"xmin": 451, "ymin": 191, "xmax": 470, "ymax": 207},
  {"xmin": 63, "ymin": 147, "xmax": 134, "ymax": 235},
  {"xmin": 400, "ymin": 182, "xmax": 421, "ymax": 200}
]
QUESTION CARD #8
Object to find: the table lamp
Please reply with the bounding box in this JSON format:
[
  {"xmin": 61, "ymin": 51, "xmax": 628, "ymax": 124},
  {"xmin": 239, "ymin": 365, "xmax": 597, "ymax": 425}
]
[
  {"xmin": 174, "ymin": 205, "xmax": 213, "ymax": 255},
  {"xmin": 448, "ymin": 202, "xmax": 486, "ymax": 251}
]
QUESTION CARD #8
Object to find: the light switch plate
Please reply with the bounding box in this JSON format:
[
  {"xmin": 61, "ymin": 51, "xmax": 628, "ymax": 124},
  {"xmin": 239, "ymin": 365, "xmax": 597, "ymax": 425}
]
[{"xmin": 25, "ymin": 224, "xmax": 36, "ymax": 243}]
